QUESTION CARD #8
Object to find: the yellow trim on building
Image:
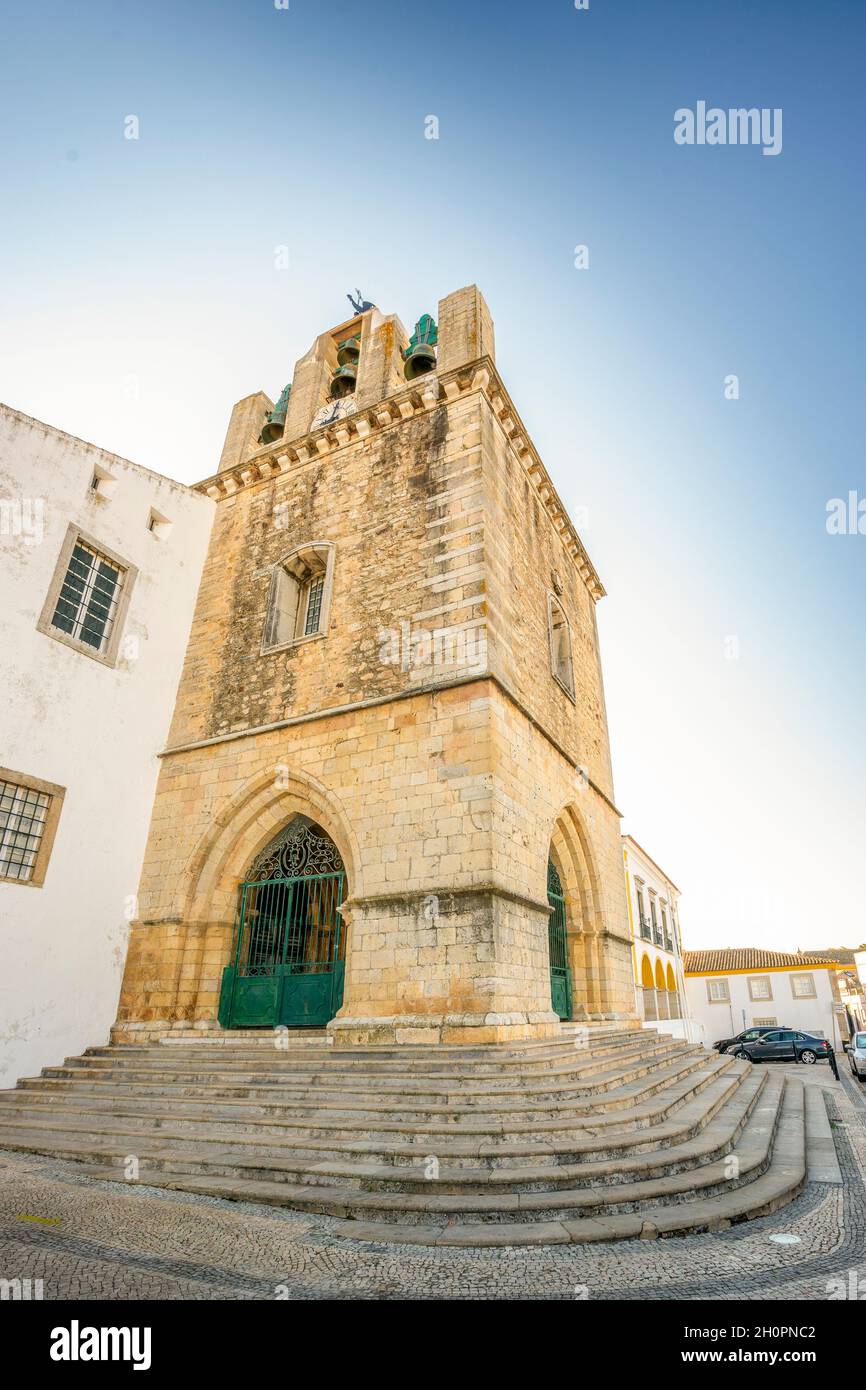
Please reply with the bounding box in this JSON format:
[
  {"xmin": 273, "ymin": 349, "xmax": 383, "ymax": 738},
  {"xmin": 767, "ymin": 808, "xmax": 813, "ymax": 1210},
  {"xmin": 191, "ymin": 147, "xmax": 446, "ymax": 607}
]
[{"xmin": 684, "ymin": 963, "xmax": 843, "ymax": 978}]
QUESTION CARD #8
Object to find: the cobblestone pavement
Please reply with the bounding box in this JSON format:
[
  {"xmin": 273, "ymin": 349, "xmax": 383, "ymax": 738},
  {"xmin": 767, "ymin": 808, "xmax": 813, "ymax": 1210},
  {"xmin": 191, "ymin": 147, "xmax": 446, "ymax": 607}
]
[{"xmin": 1, "ymin": 1064, "xmax": 865, "ymax": 1301}]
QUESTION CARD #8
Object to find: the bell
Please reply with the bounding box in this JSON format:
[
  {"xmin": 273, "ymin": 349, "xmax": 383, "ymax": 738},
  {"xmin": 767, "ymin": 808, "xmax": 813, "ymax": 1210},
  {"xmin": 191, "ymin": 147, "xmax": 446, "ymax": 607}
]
[
  {"xmin": 402, "ymin": 313, "xmax": 438, "ymax": 381},
  {"xmin": 336, "ymin": 335, "xmax": 361, "ymax": 367},
  {"xmin": 403, "ymin": 342, "xmax": 437, "ymax": 380},
  {"xmin": 330, "ymin": 363, "xmax": 357, "ymax": 398},
  {"xmin": 258, "ymin": 382, "xmax": 291, "ymax": 444}
]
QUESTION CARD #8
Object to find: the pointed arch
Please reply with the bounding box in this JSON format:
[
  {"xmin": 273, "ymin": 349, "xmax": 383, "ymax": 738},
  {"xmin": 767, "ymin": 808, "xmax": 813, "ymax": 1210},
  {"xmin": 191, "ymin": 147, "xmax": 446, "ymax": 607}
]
[
  {"xmin": 546, "ymin": 798, "xmax": 605, "ymax": 1018},
  {"xmin": 180, "ymin": 762, "xmax": 360, "ymax": 925}
]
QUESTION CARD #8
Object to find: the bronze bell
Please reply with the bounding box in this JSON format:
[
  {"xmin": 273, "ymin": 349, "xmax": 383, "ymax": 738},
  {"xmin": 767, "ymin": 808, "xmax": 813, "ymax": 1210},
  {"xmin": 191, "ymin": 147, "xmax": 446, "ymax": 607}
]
[
  {"xmin": 403, "ymin": 341, "xmax": 437, "ymax": 380},
  {"xmin": 258, "ymin": 382, "xmax": 291, "ymax": 444},
  {"xmin": 402, "ymin": 314, "xmax": 438, "ymax": 381},
  {"xmin": 330, "ymin": 364, "xmax": 357, "ymax": 398},
  {"xmin": 336, "ymin": 335, "xmax": 360, "ymax": 367}
]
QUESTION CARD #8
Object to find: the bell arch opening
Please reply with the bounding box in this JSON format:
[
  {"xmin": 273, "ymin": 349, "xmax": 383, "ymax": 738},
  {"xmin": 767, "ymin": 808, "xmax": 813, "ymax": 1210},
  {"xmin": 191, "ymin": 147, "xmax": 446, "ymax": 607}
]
[{"xmin": 218, "ymin": 816, "xmax": 348, "ymax": 1030}]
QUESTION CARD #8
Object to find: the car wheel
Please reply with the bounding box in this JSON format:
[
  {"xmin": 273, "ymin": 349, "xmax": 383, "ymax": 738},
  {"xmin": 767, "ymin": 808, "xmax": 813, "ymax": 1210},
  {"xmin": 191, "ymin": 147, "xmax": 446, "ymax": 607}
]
[
  {"xmin": 735, "ymin": 1049, "xmax": 752, "ymax": 1062},
  {"xmin": 800, "ymin": 1049, "xmax": 817, "ymax": 1065}
]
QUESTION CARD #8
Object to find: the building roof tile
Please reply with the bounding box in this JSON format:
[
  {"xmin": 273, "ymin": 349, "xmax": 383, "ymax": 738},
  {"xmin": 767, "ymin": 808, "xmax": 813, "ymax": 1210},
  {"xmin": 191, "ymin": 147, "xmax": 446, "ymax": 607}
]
[{"xmin": 683, "ymin": 947, "xmax": 838, "ymax": 975}]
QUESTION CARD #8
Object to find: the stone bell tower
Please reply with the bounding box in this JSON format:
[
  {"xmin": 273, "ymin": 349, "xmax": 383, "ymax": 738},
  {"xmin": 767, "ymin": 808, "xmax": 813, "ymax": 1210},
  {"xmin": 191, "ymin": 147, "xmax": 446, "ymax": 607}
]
[{"xmin": 114, "ymin": 285, "xmax": 635, "ymax": 1046}]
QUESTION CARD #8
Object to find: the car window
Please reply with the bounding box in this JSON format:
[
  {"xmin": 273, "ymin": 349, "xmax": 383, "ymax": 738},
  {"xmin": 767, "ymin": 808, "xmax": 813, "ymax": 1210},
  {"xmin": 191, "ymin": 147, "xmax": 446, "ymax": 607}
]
[
  {"xmin": 792, "ymin": 1034, "xmax": 806, "ymax": 1041},
  {"xmin": 778, "ymin": 1031, "xmax": 796, "ymax": 1040},
  {"xmin": 759, "ymin": 1032, "xmax": 780, "ymax": 1042},
  {"xmin": 856, "ymin": 1033, "xmax": 866, "ymax": 1049}
]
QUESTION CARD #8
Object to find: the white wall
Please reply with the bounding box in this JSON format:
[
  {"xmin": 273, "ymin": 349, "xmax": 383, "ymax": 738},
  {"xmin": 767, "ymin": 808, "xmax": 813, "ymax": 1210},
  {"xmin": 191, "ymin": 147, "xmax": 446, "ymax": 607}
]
[
  {"xmin": 684, "ymin": 969, "xmax": 840, "ymax": 1051},
  {"xmin": 0, "ymin": 405, "xmax": 213, "ymax": 1085}
]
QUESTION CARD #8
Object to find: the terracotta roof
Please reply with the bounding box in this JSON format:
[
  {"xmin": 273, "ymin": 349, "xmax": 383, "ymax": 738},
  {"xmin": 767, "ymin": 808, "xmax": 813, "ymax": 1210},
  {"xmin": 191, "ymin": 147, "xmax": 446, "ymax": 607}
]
[{"xmin": 683, "ymin": 948, "xmax": 839, "ymax": 975}]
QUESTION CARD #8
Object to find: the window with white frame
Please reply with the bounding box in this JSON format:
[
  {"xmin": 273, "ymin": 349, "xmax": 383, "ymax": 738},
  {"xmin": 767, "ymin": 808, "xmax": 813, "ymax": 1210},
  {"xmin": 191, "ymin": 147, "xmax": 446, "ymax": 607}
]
[
  {"xmin": 790, "ymin": 972, "xmax": 817, "ymax": 999},
  {"xmin": 707, "ymin": 978, "xmax": 730, "ymax": 1002},
  {"xmin": 0, "ymin": 768, "xmax": 65, "ymax": 887},
  {"xmin": 263, "ymin": 543, "xmax": 334, "ymax": 652},
  {"xmin": 547, "ymin": 595, "xmax": 575, "ymax": 698},
  {"xmin": 748, "ymin": 976, "xmax": 773, "ymax": 1001},
  {"xmin": 37, "ymin": 525, "xmax": 136, "ymax": 667}
]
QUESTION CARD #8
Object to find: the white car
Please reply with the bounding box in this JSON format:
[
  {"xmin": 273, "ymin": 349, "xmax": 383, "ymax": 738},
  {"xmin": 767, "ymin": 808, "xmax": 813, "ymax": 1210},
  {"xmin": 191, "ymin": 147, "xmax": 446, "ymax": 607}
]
[{"xmin": 849, "ymin": 1031, "xmax": 866, "ymax": 1082}]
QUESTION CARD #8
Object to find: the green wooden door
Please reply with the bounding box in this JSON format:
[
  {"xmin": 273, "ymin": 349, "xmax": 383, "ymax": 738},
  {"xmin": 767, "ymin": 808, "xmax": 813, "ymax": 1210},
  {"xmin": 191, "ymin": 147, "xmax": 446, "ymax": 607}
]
[
  {"xmin": 547, "ymin": 859, "xmax": 572, "ymax": 1021},
  {"xmin": 218, "ymin": 820, "xmax": 346, "ymax": 1030}
]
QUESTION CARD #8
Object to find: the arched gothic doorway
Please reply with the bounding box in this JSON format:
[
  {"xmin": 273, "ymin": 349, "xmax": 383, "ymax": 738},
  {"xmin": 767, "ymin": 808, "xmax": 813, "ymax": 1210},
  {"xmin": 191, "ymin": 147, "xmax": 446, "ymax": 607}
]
[
  {"xmin": 547, "ymin": 858, "xmax": 572, "ymax": 1020},
  {"xmin": 218, "ymin": 816, "xmax": 347, "ymax": 1029}
]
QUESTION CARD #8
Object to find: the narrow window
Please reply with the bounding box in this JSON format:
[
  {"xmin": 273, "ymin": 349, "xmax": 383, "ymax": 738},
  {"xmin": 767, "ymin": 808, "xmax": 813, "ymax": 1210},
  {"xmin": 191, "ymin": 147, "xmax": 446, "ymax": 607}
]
[
  {"xmin": 304, "ymin": 573, "xmax": 325, "ymax": 636},
  {"xmin": 548, "ymin": 595, "xmax": 575, "ymax": 698}
]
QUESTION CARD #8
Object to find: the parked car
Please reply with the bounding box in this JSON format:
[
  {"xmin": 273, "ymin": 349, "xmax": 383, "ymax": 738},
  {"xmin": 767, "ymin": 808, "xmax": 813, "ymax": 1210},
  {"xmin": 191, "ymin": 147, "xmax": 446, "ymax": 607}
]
[
  {"xmin": 733, "ymin": 1029, "xmax": 831, "ymax": 1065},
  {"xmin": 848, "ymin": 1031, "xmax": 866, "ymax": 1082},
  {"xmin": 713, "ymin": 1025, "xmax": 790, "ymax": 1054}
]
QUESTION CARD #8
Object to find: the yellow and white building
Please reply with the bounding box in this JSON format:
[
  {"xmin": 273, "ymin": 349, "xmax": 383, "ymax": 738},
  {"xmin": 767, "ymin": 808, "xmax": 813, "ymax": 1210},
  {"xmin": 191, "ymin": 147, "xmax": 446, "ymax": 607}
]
[
  {"xmin": 622, "ymin": 835, "xmax": 695, "ymax": 1040},
  {"xmin": 683, "ymin": 948, "xmax": 846, "ymax": 1049}
]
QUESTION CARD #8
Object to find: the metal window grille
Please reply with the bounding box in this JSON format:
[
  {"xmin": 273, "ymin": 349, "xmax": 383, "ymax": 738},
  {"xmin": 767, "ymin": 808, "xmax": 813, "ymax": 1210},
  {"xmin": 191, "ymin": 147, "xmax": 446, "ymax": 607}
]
[
  {"xmin": 0, "ymin": 780, "xmax": 50, "ymax": 882},
  {"xmin": 51, "ymin": 540, "xmax": 122, "ymax": 653},
  {"xmin": 304, "ymin": 574, "xmax": 325, "ymax": 635}
]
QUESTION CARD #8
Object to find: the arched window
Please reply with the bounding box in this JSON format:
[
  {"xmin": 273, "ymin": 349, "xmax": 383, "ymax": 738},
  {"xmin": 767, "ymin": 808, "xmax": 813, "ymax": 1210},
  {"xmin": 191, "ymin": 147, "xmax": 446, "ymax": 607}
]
[
  {"xmin": 547, "ymin": 594, "xmax": 575, "ymax": 699},
  {"xmin": 263, "ymin": 542, "xmax": 334, "ymax": 652}
]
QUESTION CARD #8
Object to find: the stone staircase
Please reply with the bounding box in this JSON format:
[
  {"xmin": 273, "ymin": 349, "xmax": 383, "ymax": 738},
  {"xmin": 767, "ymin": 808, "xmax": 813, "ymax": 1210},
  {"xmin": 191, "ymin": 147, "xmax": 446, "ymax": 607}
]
[{"xmin": 0, "ymin": 1026, "xmax": 807, "ymax": 1246}]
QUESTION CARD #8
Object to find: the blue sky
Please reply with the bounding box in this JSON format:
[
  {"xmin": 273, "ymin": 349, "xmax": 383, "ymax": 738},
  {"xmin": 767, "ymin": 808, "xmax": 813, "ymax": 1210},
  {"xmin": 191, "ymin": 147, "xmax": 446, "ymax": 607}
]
[{"xmin": 1, "ymin": 0, "xmax": 863, "ymax": 950}]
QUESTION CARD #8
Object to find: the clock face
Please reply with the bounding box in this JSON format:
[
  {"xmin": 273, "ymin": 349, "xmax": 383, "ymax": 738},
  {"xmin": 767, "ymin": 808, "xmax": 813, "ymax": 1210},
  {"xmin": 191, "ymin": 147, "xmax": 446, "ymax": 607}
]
[{"xmin": 309, "ymin": 395, "xmax": 356, "ymax": 432}]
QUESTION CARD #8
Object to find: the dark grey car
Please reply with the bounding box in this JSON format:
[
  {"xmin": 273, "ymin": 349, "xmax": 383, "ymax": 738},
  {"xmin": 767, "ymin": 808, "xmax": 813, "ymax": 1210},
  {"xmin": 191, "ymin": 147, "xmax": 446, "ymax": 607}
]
[{"xmin": 733, "ymin": 1029, "xmax": 831, "ymax": 1065}]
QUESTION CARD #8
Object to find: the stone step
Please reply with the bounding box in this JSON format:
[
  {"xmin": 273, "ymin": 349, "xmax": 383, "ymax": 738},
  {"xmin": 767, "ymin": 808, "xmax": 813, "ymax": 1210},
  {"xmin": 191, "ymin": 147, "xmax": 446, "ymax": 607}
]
[
  {"xmin": 27, "ymin": 1041, "xmax": 699, "ymax": 1101},
  {"xmin": 324, "ymin": 1078, "xmax": 806, "ymax": 1245},
  {"xmin": 0, "ymin": 1061, "xmax": 749, "ymax": 1173},
  {"xmin": 71, "ymin": 1073, "xmax": 796, "ymax": 1227},
  {"xmin": 16, "ymin": 1045, "xmax": 717, "ymax": 1112},
  {"xmin": 0, "ymin": 1053, "xmax": 735, "ymax": 1141},
  {"xmin": 59, "ymin": 1034, "xmax": 670, "ymax": 1084},
  {"xmin": 7, "ymin": 1049, "xmax": 720, "ymax": 1123}
]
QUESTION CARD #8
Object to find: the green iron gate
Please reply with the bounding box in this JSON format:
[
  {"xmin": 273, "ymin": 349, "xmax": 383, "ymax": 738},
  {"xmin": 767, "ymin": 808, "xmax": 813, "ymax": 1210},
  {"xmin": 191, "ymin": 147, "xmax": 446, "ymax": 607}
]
[
  {"xmin": 218, "ymin": 818, "xmax": 346, "ymax": 1029},
  {"xmin": 547, "ymin": 859, "xmax": 572, "ymax": 1021}
]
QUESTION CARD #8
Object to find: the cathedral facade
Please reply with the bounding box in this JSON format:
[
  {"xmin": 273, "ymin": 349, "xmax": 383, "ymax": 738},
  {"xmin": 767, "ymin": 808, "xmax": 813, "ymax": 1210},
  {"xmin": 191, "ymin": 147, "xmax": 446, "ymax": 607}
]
[{"xmin": 114, "ymin": 286, "xmax": 636, "ymax": 1046}]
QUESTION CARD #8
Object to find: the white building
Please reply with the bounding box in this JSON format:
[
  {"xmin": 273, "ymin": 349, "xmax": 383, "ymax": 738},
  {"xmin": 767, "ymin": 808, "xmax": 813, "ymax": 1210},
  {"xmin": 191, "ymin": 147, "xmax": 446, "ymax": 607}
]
[
  {"xmin": 683, "ymin": 948, "xmax": 845, "ymax": 1050},
  {"xmin": 622, "ymin": 835, "xmax": 696, "ymax": 1041},
  {"xmin": 0, "ymin": 405, "xmax": 213, "ymax": 1085}
]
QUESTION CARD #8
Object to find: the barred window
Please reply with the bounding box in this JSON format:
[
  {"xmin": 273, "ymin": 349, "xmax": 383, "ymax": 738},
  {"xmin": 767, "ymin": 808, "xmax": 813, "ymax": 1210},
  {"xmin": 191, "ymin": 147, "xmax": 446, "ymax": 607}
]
[
  {"xmin": 51, "ymin": 539, "xmax": 123, "ymax": 653},
  {"xmin": 304, "ymin": 574, "xmax": 325, "ymax": 636},
  {"xmin": 0, "ymin": 770, "xmax": 65, "ymax": 887},
  {"xmin": 38, "ymin": 525, "xmax": 137, "ymax": 667}
]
